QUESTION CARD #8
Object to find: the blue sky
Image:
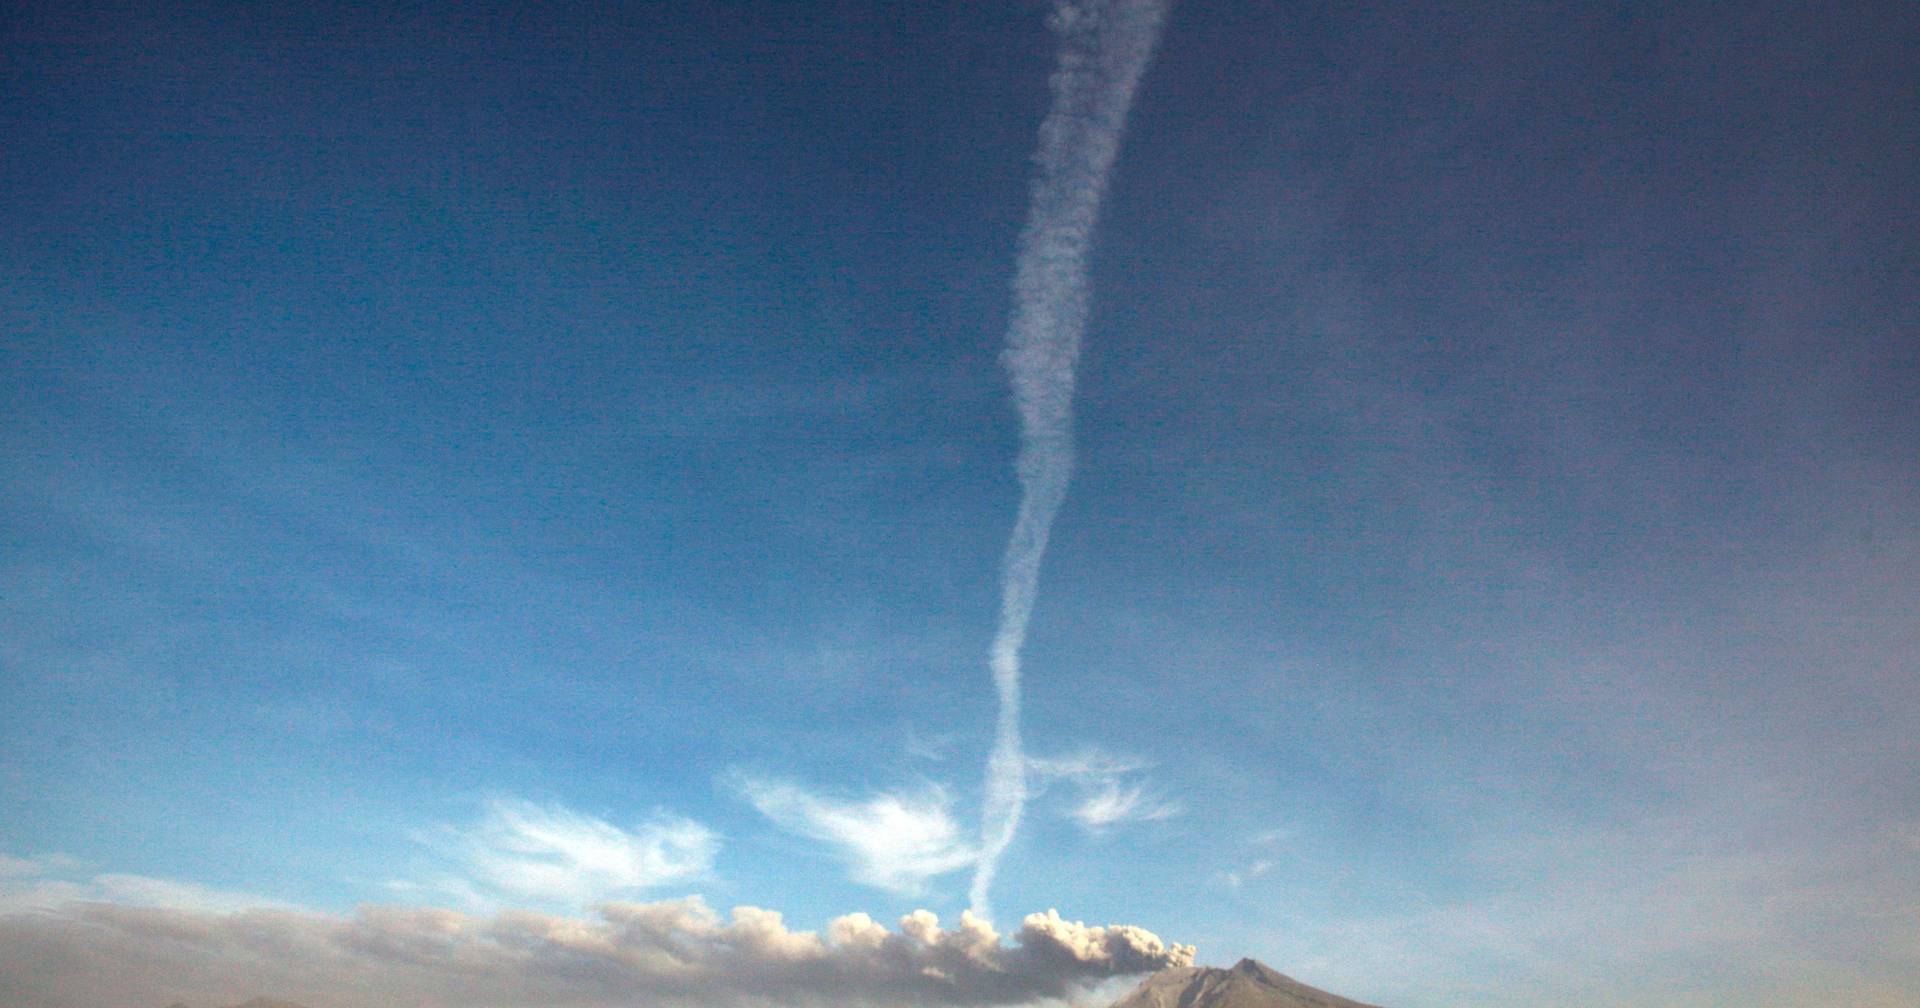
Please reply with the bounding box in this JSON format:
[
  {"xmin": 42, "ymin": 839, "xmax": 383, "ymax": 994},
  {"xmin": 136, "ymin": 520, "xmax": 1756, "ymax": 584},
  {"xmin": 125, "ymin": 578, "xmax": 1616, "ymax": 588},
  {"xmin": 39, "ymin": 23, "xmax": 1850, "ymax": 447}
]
[{"xmin": 2, "ymin": 2, "xmax": 1916, "ymax": 1006}]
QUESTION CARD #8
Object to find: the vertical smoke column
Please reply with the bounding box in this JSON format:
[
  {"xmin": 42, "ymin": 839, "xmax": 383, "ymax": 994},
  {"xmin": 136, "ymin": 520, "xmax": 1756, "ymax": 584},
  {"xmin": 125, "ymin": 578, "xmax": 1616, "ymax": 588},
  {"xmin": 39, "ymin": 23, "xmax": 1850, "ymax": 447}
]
[{"xmin": 971, "ymin": 0, "xmax": 1168, "ymax": 923}]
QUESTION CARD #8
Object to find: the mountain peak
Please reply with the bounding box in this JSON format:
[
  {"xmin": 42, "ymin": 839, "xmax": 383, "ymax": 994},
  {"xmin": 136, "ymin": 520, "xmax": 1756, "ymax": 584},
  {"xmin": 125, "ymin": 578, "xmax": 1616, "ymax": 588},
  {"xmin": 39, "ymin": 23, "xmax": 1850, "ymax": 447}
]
[
  {"xmin": 1231, "ymin": 958, "xmax": 1288, "ymax": 982},
  {"xmin": 1110, "ymin": 959, "xmax": 1382, "ymax": 1008}
]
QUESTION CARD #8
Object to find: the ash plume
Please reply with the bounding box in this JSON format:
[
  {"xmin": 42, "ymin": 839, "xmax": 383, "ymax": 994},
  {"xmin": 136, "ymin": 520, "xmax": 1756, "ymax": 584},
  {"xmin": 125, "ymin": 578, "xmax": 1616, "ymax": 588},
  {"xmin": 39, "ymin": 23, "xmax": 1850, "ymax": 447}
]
[{"xmin": 0, "ymin": 899, "xmax": 1193, "ymax": 1008}]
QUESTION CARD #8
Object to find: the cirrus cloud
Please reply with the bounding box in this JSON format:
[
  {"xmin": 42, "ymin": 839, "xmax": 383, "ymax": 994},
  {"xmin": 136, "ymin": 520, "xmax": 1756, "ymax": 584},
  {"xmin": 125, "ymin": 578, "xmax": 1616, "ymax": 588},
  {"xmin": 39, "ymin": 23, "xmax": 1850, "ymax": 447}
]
[
  {"xmin": 1028, "ymin": 750, "xmax": 1182, "ymax": 835},
  {"xmin": 736, "ymin": 777, "xmax": 978, "ymax": 895},
  {"xmin": 404, "ymin": 799, "xmax": 719, "ymax": 909}
]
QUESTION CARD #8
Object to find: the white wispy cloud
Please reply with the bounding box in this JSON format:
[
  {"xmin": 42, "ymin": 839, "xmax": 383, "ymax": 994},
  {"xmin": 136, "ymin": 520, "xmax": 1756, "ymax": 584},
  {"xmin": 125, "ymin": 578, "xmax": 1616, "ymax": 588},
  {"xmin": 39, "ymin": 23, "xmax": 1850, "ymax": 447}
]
[
  {"xmin": 904, "ymin": 724, "xmax": 959, "ymax": 762},
  {"xmin": 1218, "ymin": 828, "xmax": 1292, "ymax": 888},
  {"xmin": 1218, "ymin": 860, "xmax": 1276, "ymax": 890},
  {"xmin": 0, "ymin": 886, "xmax": 1193, "ymax": 1008},
  {"xmin": 1029, "ymin": 748, "xmax": 1182, "ymax": 834},
  {"xmin": 737, "ymin": 777, "xmax": 978, "ymax": 895},
  {"xmin": 1027, "ymin": 749, "xmax": 1151, "ymax": 778},
  {"xmin": 1071, "ymin": 781, "xmax": 1182, "ymax": 832},
  {"xmin": 413, "ymin": 798, "xmax": 718, "ymax": 907}
]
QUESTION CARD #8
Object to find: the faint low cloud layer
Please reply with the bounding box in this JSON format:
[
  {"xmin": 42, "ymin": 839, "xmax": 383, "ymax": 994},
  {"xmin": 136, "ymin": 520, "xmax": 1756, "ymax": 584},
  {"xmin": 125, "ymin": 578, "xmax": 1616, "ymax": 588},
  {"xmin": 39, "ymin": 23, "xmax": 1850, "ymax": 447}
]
[{"xmin": 0, "ymin": 853, "xmax": 293, "ymax": 915}]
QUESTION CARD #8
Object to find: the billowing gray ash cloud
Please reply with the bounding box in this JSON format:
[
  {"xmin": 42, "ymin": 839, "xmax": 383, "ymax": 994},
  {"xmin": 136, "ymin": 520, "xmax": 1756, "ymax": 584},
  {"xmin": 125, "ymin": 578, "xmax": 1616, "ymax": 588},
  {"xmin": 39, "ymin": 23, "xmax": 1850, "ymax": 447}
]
[{"xmin": 0, "ymin": 898, "xmax": 1193, "ymax": 1008}]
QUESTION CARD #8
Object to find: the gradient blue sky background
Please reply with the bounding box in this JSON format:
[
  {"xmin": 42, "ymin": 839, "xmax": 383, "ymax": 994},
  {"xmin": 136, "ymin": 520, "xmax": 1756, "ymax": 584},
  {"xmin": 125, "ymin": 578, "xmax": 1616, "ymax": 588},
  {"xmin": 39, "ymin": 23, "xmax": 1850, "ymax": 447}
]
[{"xmin": 3, "ymin": 2, "xmax": 1917, "ymax": 1005}]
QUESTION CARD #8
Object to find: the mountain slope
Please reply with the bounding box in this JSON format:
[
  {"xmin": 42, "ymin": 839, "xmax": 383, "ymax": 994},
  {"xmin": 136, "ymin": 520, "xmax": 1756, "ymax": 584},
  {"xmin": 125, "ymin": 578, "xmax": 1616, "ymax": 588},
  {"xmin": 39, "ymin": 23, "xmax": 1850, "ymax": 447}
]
[{"xmin": 1111, "ymin": 958, "xmax": 1382, "ymax": 1008}]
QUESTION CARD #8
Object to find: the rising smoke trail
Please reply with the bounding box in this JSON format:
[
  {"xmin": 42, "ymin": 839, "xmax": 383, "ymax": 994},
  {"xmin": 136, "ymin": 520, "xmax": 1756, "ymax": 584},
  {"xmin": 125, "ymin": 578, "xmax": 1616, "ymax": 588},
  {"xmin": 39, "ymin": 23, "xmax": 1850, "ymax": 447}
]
[{"xmin": 971, "ymin": 0, "xmax": 1168, "ymax": 923}]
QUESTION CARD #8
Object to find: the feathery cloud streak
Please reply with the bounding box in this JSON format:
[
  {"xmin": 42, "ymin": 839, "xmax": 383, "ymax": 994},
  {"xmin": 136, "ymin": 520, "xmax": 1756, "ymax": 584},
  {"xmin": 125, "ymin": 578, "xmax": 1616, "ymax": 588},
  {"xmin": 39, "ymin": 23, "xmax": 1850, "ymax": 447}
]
[
  {"xmin": 974, "ymin": 0, "xmax": 1169, "ymax": 922},
  {"xmin": 405, "ymin": 799, "xmax": 718, "ymax": 909},
  {"xmin": 1028, "ymin": 750, "xmax": 1182, "ymax": 834},
  {"xmin": 738, "ymin": 778, "xmax": 978, "ymax": 895}
]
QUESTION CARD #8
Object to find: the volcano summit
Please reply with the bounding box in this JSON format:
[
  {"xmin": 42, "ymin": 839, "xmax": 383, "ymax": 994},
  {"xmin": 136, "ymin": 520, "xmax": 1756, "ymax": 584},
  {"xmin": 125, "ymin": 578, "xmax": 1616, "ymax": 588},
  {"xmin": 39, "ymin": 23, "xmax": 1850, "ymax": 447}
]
[{"xmin": 1110, "ymin": 959, "xmax": 1382, "ymax": 1008}]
